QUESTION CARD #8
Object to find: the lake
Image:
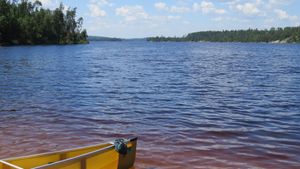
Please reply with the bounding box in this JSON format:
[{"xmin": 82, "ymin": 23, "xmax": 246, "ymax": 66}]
[{"xmin": 0, "ymin": 41, "xmax": 300, "ymax": 169}]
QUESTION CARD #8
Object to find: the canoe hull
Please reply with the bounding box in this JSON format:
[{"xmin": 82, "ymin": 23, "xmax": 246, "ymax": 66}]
[{"xmin": 0, "ymin": 138, "xmax": 137, "ymax": 169}]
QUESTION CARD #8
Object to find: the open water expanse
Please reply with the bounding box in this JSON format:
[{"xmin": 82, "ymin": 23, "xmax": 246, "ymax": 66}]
[{"xmin": 0, "ymin": 41, "xmax": 300, "ymax": 169}]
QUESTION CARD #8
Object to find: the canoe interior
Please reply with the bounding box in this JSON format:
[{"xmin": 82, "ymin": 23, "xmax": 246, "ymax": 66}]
[{"xmin": 0, "ymin": 138, "xmax": 137, "ymax": 169}]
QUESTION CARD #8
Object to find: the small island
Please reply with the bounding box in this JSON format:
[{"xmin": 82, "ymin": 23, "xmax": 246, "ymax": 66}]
[
  {"xmin": 0, "ymin": 0, "xmax": 88, "ymax": 46},
  {"xmin": 148, "ymin": 27, "xmax": 300, "ymax": 43}
]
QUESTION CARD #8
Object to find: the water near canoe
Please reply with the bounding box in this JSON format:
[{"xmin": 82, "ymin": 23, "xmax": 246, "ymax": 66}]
[{"xmin": 0, "ymin": 41, "xmax": 300, "ymax": 169}]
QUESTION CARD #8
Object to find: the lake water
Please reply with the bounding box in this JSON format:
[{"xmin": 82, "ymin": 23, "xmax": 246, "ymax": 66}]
[{"xmin": 0, "ymin": 41, "xmax": 300, "ymax": 169}]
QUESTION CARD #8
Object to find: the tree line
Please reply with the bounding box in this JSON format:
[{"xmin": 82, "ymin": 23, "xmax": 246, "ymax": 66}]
[
  {"xmin": 147, "ymin": 27, "xmax": 300, "ymax": 43},
  {"xmin": 0, "ymin": 0, "xmax": 88, "ymax": 46}
]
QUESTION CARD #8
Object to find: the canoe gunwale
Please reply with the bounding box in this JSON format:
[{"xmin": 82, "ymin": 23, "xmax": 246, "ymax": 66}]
[
  {"xmin": 0, "ymin": 160, "xmax": 23, "ymax": 169},
  {"xmin": 1, "ymin": 137, "xmax": 137, "ymax": 169},
  {"xmin": 2, "ymin": 143, "xmax": 111, "ymax": 162},
  {"xmin": 32, "ymin": 145, "xmax": 114, "ymax": 169},
  {"xmin": 3, "ymin": 137, "xmax": 137, "ymax": 162},
  {"xmin": 32, "ymin": 137, "xmax": 137, "ymax": 169}
]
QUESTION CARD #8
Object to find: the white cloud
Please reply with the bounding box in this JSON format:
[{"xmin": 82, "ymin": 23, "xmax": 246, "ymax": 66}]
[
  {"xmin": 193, "ymin": 1, "xmax": 213, "ymax": 13},
  {"xmin": 90, "ymin": 0, "xmax": 113, "ymax": 7},
  {"xmin": 227, "ymin": 0, "xmax": 264, "ymax": 16},
  {"xmin": 99, "ymin": 0, "xmax": 112, "ymax": 6},
  {"xmin": 193, "ymin": 1, "xmax": 226, "ymax": 14},
  {"xmin": 115, "ymin": 4, "xmax": 182, "ymax": 27},
  {"xmin": 154, "ymin": 2, "xmax": 190, "ymax": 13},
  {"xmin": 235, "ymin": 3, "xmax": 260, "ymax": 15},
  {"xmin": 268, "ymin": 0, "xmax": 289, "ymax": 6},
  {"xmin": 30, "ymin": 0, "xmax": 58, "ymax": 9},
  {"xmin": 275, "ymin": 9, "xmax": 289, "ymax": 19},
  {"xmin": 154, "ymin": 2, "xmax": 168, "ymax": 10},
  {"xmin": 212, "ymin": 16, "xmax": 250, "ymax": 23},
  {"xmin": 169, "ymin": 6, "xmax": 190, "ymax": 13},
  {"xmin": 89, "ymin": 4, "xmax": 106, "ymax": 17},
  {"xmin": 39, "ymin": 0, "xmax": 51, "ymax": 6},
  {"xmin": 275, "ymin": 9, "xmax": 298, "ymax": 21},
  {"xmin": 116, "ymin": 5, "xmax": 149, "ymax": 22},
  {"xmin": 87, "ymin": 0, "xmax": 114, "ymax": 17}
]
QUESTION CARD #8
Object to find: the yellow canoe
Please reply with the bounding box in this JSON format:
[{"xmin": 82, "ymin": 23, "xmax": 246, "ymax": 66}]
[{"xmin": 0, "ymin": 137, "xmax": 137, "ymax": 169}]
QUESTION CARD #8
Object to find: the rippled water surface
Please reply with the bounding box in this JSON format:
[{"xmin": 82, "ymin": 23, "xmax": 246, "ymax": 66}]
[{"xmin": 0, "ymin": 41, "xmax": 300, "ymax": 169}]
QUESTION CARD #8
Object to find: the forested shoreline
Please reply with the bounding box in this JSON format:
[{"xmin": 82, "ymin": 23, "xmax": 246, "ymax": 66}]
[
  {"xmin": 0, "ymin": 0, "xmax": 88, "ymax": 46},
  {"xmin": 148, "ymin": 27, "xmax": 300, "ymax": 43}
]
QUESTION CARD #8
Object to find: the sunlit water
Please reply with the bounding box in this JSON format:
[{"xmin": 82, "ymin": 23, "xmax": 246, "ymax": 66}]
[{"xmin": 0, "ymin": 41, "xmax": 300, "ymax": 169}]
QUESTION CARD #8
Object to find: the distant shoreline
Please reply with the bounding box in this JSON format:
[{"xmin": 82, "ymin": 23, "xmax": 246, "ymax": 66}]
[
  {"xmin": 147, "ymin": 26, "xmax": 300, "ymax": 43},
  {"xmin": 2, "ymin": 40, "xmax": 299, "ymax": 47},
  {"xmin": 147, "ymin": 40, "xmax": 298, "ymax": 44}
]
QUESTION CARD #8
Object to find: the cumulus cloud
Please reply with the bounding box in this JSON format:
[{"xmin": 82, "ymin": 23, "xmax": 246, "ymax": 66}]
[
  {"xmin": 225, "ymin": 0, "xmax": 300, "ymax": 26},
  {"xmin": 169, "ymin": 6, "xmax": 190, "ymax": 13},
  {"xmin": 115, "ymin": 4, "xmax": 182, "ymax": 26},
  {"xmin": 88, "ymin": 0, "xmax": 113, "ymax": 7},
  {"xmin": 89, "ymin": 3, "xmax": 106, "ymax": 17},
  {"xmin": 88, "ymin": 0, "xmax": 115, "ymax": 17},
  {"xmin": 30, "ymin": 0, "xmax": 59, "ymax": 9},
  {"xmin": 154, "ymin": 2, "xmax": 168, "ymax": 10},
  {"xmin": 235, "ymin": 3, "xmax": 260, "ymax": 15},
  {"xmin": 154, "ymin": 2, "xmax": 190, "ymax": 13},
  {"xmin": 274, "ymin": 9, "xmax": 298, "ymax": 21},
  {"xmin": 39, "ymin": 0, "xmax": 51, "ymax": 5},
  {"xmin": 212, "ymin": 16, "xmax": 250, "ymax": 23},
  {"xmin": 193, "ymin": 1, "xmax": 226, "ymax": 14},
  {"xmin": 116, "ymin": 5, "xmax": 149, "ymax": 21},
  {"xmin": 226, "ymin": 0, "xmax": 263, "ymax": 15},
  {"xmin": 268, "ymin": 0, "xmax": 289, "ymax": 6}
]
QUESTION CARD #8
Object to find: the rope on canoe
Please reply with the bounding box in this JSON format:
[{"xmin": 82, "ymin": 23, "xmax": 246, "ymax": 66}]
[{"xmin": 114, "ymin": 138, "xmax": 128, "ymax": 155}]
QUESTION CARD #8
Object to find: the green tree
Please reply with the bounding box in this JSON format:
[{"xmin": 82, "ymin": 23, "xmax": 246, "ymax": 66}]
[{"xmin": 0, "ymin": 0, "xmax": 88, "ymax": 45}]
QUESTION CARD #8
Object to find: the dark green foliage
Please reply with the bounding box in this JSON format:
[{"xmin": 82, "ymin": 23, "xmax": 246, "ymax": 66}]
[
  {"xmin": 147, "ymin": 27, "xmax": 300, "ymax": 43},
  {"xmin": 0, "ymin": 0, "xmax": 88, "ymax": 46}
]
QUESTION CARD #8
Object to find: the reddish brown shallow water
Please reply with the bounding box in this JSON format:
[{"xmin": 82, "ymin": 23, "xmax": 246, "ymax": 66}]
[
  {"xmin": 0, "ymin": 117, "xmax": 299, "ymax": 169},
  {"xmin": 1, "ymin": 42, "xmax": 300, "ymax": 168}
]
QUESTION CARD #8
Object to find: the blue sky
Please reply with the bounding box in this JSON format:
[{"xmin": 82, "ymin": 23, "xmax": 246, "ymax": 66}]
[{"xmin": 40, "ymin": 0, "xmax": 300, "ymax": 38}]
